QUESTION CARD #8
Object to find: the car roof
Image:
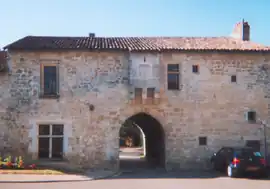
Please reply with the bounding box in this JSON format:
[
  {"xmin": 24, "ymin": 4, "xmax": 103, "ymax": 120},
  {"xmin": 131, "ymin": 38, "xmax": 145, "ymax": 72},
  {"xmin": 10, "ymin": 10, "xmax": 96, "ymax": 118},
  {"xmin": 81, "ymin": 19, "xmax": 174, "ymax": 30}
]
[{"xmin": 222, "ymin": 146, "xmax": 255, "ymax": 150}]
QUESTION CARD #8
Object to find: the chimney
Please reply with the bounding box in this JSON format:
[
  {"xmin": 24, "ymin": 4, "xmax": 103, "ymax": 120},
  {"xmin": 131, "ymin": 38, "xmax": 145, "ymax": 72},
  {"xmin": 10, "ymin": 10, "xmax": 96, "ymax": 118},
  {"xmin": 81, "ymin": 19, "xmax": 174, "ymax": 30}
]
[
  {"xmin": 89, "ymin": 33, "xmax": 95, "ymax": 37},
  {"xmin": 231, "ymin": 19, "xmax": 250, "ymax": 41}
]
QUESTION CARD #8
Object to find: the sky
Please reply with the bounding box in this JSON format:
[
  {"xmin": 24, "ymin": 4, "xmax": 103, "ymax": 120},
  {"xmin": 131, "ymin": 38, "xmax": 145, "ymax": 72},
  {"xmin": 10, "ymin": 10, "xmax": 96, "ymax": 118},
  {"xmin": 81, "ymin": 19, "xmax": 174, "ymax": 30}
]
[{"xmin": 1, "ymin": 0, "xmax": 270, "ymax": 49}]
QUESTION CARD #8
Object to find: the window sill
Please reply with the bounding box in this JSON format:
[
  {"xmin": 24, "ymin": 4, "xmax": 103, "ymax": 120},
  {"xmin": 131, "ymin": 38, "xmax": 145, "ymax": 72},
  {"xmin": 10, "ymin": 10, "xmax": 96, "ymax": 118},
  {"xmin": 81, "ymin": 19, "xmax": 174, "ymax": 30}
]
[{"xmin": 39, "ymin": 94, "xmax": 60, "ymax": 99}]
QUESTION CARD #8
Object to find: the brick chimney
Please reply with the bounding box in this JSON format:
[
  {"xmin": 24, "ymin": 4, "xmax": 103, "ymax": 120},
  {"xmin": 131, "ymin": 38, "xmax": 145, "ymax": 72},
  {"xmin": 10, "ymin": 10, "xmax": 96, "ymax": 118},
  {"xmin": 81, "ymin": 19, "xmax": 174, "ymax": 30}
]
[{"xmin": 231, "ymin": 19, "xmax": 250, "ymax": 41}]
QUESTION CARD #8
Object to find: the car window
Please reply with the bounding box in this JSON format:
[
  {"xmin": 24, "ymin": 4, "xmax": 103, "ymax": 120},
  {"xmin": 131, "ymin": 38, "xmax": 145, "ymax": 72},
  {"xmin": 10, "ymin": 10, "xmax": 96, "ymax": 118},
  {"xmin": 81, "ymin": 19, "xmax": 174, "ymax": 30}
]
[
  {"xmin": 253, "ymin": 152, "xmax": 262, "ymax": 157},
  {"xmin": 235, "ymin": 149, "xmax": 261, "ymax": 158},
  {"xmin": 217, "ymin": 148, "xmax": 227, "ymax": 156}
]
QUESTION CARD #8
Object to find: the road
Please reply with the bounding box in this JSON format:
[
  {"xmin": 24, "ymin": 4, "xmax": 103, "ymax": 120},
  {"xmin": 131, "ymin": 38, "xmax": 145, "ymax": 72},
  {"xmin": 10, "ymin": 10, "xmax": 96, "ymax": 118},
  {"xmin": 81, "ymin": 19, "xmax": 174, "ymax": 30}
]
[
  {"xmin": 2, "ymin": 148, "xmax": 269, "ymax": 188},
  {"xmin": 1, "ymin": 170, "xmax": 269, "ymax": 189}
]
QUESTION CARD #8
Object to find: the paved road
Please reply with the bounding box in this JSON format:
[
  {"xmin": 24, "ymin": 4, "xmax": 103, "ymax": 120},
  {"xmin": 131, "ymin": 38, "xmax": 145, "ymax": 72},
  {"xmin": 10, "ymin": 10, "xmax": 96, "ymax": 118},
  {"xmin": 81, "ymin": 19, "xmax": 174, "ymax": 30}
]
[{"xmin": 1, "ymin": 170, "xmax": 269, "ymax": 189}]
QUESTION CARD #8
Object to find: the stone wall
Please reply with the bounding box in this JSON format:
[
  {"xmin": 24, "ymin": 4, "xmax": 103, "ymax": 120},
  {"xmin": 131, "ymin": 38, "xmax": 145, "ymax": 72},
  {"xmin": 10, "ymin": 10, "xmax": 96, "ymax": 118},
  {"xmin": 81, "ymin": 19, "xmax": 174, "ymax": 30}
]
[{"xmin": 0, "ymin": 50, "xmax": 270, "ymax": 170}]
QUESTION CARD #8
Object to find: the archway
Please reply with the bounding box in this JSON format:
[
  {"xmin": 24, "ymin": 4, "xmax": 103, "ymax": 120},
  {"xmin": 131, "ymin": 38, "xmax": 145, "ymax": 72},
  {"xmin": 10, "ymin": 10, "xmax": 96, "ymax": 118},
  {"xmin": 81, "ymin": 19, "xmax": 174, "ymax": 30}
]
[{"xmin": 118, "ymin": 112, "xmax": 165, "ymax": 169}]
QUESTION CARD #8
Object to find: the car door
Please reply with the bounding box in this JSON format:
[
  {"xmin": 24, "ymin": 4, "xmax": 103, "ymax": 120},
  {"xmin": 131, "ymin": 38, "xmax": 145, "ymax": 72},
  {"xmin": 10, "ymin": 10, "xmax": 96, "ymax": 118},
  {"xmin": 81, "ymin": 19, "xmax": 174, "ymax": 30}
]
[
  {"xmin": 224, "ymin": 148, "xmax": 234, "ymax": 166},
  {"xmin": 214, "ymin": 148, "xmax": 227, "ymax": 170}
]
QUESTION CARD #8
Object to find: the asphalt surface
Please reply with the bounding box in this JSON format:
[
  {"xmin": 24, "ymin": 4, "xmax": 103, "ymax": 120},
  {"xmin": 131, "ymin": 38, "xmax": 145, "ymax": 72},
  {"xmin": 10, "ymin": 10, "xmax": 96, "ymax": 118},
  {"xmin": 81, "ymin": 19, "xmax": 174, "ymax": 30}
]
[
  {"xmin": 1, "ymin": 148, "xmax": 269, "ymax": 188},
  {"xmin": 1, "ymin": 170, "xmax": 269, "ymax": 189}
]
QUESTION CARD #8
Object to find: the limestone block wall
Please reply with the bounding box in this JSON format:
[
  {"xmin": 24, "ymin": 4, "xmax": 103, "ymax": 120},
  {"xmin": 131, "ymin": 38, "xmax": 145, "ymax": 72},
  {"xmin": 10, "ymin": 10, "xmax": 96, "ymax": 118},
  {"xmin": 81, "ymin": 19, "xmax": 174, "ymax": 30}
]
[
  {"xmin": 0, "ymin": 50, "xmax": 270, "ymax": 170},
  {"xmin": 158, "ymin": 52, "xmax": 270, "ymax": 169}
]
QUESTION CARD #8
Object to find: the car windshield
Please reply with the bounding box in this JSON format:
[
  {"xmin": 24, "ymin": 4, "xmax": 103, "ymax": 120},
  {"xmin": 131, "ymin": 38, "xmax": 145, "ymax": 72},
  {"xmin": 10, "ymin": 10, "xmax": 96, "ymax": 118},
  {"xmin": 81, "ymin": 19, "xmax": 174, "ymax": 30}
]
[{"xmin": 235, "ymin": 149, "xmax": 262, "ymax": 158}]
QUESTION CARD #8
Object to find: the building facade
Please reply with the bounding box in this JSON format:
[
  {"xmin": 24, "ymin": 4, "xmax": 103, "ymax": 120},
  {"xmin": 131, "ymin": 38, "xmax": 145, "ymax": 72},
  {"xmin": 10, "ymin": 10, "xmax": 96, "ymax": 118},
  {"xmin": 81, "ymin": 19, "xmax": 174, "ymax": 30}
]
[{"xmin": 1, "ymin": 20, "xmax": 270, "ymax": 170}]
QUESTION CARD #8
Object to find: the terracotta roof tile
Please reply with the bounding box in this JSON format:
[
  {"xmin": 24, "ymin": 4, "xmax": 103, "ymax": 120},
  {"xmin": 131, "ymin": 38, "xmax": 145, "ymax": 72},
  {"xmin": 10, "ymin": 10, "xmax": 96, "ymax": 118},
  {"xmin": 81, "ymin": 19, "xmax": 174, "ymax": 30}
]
[{"xmin": 4, "ymin": 35, "xmax": 270, "ymax": 52}]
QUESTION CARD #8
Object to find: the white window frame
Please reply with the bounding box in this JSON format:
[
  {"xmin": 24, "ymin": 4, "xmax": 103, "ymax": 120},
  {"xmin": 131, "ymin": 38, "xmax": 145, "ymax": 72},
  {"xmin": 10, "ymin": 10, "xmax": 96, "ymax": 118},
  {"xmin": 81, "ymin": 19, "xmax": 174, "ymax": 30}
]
[{"xmin": 38, "ymin": 124, "xmax": 64, "ymax": 159}]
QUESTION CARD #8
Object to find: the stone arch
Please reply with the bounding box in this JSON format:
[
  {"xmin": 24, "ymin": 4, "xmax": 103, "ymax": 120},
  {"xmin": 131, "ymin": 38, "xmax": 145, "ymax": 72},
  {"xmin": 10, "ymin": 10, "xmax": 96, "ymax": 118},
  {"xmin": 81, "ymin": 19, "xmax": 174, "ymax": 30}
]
[{"xmin": 118, "ymin": 110, "xmax": 166, "ymax": 168}]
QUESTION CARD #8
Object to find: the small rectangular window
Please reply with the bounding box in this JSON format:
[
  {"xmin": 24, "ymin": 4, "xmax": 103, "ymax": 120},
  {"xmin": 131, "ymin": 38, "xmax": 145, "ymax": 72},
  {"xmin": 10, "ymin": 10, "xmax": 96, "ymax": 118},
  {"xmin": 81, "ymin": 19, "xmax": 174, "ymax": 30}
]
[
  {"xmin": 199, "ymin": 137, "xmax": 207, "ymax": 146},
  {"xmin": 134, "ymin": 88, "xmax": 143, "ymax": 104},
  {"xmin": 247, "ymin": 111, "xmax": 256, "ymax": 122},
  {"xmin": 147, "ymin": 88, "xmax": 155, "ymax": 99},
  {"xmin": 167, "ymin": 64, "xmax": 180, "ymax": 90},
  {"xmin": 231, "ymin": 75, "xmax": 237, "ymax": 83},
  {"xmin": 192, "ymin": 65, "xmax": 199, "ymax": 73},
  {"xmin": 146, "ymin": 88, "xmax": 155, "ymax": 104}
]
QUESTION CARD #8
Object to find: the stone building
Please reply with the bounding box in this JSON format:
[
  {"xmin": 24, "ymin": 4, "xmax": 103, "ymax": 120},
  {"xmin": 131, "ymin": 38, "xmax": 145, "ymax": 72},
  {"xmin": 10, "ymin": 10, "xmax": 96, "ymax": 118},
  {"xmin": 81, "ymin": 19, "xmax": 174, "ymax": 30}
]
[{"xmin": 1, "ymin": 20, "xmax": 270, "ymax": 170}]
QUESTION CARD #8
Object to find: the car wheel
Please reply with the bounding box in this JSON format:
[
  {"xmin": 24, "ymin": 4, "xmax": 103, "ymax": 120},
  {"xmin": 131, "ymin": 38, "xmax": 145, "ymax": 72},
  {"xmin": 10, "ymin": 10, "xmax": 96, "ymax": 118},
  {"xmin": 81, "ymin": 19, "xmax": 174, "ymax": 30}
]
[{"xmin": 227, "ymin": 165, "xmax": 238, "ymax": 178}]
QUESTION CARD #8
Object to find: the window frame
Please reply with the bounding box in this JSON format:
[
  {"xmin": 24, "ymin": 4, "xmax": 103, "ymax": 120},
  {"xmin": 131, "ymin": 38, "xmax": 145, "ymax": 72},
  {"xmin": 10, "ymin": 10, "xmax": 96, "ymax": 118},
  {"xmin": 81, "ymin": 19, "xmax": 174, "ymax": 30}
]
[
  {"xmin": 167, "ymin": 64, "xmax": 180, "ymax": 90},
  {"xmin": 40, "ymin": 61, "xmax": 60, "ymax": 98},
  {"xmin": 38, "ymin": 124, "xmax": 64, "ymax": 159}
]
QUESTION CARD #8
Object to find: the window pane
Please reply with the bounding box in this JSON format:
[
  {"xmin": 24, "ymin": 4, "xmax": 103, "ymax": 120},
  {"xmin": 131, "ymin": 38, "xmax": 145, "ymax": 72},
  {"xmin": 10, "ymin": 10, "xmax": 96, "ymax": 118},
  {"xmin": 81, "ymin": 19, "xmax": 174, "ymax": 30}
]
[
  {"xmin": 52, "ymin": 137, "xmax": 63, "ymax": 159},
  {"xmin": 167, "ymin": 64, "xmax": 179, "ymax": 72},
  {"xmin": 52, "ymin": 124, "xmax": 64, "ymax": 135},
  {"xmin": 167, "ymin": 73, "xmax": 179, "ymax": 90},
  {"xmin": 38, "ymin": 137, "xmax": 49, "ymax": 158},
  {"xmin": 39, "ymin": 124, "xmax": 50, "ymax": 135},
  {"xmin": 44, "ymin": 66, "xmax": 57, "ymax": 95}
]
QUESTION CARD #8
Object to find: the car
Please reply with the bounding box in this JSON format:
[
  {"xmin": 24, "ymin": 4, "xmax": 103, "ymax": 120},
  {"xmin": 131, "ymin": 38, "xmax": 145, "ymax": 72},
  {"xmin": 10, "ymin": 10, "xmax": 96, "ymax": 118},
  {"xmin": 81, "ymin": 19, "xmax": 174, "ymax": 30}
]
[{"xmin": 210, "ymin": 146, "xmax": 268, "ymax": 178}]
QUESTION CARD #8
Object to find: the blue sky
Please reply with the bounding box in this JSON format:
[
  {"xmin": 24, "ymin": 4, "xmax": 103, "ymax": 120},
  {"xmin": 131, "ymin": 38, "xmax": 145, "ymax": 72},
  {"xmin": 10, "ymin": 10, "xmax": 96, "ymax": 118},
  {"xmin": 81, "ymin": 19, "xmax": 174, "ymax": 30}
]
[{"xmin": 1, "ymin": 0, "xmax": 270, "ymax": 49}]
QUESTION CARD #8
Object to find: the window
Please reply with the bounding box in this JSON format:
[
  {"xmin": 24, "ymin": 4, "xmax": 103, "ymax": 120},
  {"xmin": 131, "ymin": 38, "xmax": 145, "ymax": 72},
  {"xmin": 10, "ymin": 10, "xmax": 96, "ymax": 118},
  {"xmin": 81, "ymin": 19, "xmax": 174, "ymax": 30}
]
[
  {"xmin": 38, "ymin": 124, "xmax": 64, "ymax": 159},
  {"xmin": 199, "ymin": 136, "xmax": 207, "ymax": 146},
  {"xmin": 192, "ymin": 65, "xmax": 199, "ymax": 73},
  {"xmin": 231, "ymin": 75, "xmax": 237, "ymax": 83},
  {"xmin": 134, "ymin": 88, "xmax": 143, "ymax": 104},
  {"xmin": 247, "ymin": 111, "xmax": 256, "ymax": 122},
  {"xmin": 146, "ymin": 88, "xmax": 155, "ymax": 104},
  {"xmin": 40, "ymin": 63, "xmax": 60, "ymax": 98},
  {"xmin": 147, "ymin": 88, "xmax": 155, "ymax": 98},
  {"xmin": 167, "ymin": 64, "xmax": 180, "ymax": 90}
]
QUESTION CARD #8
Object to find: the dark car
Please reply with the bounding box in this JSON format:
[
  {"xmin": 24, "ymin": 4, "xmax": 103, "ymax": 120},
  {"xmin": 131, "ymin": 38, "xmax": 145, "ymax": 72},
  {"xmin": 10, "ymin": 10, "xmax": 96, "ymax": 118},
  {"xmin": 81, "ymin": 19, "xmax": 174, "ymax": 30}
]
[{"xmin": 210, "ymin": 147, "xmax": 268, "ymax": 178}]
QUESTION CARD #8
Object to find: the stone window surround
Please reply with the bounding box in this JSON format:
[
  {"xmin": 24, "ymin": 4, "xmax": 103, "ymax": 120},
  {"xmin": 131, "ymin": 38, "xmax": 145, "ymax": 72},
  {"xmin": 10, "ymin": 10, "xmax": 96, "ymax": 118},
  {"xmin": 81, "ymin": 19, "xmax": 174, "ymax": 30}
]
[{"xmin": 28, "ymin": 119, "xmax": 72, "ymax": 160}]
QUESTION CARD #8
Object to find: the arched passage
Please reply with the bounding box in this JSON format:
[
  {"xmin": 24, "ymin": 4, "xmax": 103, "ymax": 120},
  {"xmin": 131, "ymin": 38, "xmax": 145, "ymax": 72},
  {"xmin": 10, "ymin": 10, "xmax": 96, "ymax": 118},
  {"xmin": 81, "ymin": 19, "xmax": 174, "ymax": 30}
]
[{"xmin": 119, "ymin": 112, "xmax": 165, "ymax": 169}]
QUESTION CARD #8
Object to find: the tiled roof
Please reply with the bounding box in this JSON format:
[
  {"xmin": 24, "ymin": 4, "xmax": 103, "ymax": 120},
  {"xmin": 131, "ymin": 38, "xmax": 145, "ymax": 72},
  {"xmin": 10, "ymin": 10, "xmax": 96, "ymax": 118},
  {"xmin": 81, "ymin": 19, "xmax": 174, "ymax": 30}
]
[{"xmin": 4, "ymin": 35, "xmax": 270, "ymax": 52}]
